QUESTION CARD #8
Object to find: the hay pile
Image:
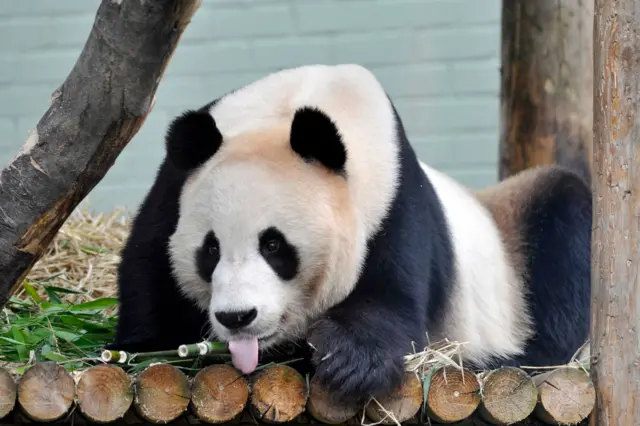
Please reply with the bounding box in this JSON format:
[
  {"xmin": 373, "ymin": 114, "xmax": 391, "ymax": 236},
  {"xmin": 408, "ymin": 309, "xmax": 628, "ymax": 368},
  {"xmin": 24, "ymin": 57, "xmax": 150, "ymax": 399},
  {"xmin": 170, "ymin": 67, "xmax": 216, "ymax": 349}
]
[{"xmin": 16, "ymin": 207, "xmax": 132, "ymax": 305}]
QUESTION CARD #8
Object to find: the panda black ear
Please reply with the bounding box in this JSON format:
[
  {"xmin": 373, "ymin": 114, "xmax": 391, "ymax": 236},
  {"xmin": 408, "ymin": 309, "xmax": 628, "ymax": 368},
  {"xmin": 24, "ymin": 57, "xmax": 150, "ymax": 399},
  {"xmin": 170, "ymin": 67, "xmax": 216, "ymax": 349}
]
[
  {"xmin": 165, "ymin": 110, "xmax": 223, "ymax": 171},
  {"xmin": 290, "ymin": 107, "xmax": 347, "ymax": 175}
]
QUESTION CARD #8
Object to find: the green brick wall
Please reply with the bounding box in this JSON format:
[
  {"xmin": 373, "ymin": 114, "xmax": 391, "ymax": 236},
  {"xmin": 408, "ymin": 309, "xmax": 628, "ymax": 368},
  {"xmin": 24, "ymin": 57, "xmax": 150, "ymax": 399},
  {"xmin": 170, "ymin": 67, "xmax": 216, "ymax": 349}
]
[{"xmin": 0, "ymin": 0, "xmax": 501, "ymax": 213}]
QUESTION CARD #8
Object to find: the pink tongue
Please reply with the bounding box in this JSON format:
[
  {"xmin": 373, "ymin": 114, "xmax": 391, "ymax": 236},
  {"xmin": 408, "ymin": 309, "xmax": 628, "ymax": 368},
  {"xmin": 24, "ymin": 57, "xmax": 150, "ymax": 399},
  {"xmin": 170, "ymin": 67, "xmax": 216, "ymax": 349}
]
[{"xmin": 228, "ymin": 338, "xmax": 259, "ymax": 374}]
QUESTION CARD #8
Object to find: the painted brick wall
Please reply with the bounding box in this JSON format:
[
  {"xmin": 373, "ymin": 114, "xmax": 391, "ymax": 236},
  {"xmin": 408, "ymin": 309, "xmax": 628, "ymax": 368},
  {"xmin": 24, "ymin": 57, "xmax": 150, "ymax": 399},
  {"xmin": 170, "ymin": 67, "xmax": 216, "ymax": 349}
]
[{"xmin": 0, "ymin": 0, "xmax": 501, "ymax": 213}]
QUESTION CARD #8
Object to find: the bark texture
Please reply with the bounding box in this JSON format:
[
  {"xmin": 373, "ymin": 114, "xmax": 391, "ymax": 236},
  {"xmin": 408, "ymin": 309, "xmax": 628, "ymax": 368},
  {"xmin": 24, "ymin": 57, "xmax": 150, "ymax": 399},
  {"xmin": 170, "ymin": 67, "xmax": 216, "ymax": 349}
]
[
  {"xmin": 0, "ymin": 0, "xmax": 201, "ymax": 305},
  {"xmin": 591, "ymin": 1, "xmax": 640, "ymax": 424},
  {"xmin": 499, "ymin": 0, "xmax": 594, "ymax": 181}
]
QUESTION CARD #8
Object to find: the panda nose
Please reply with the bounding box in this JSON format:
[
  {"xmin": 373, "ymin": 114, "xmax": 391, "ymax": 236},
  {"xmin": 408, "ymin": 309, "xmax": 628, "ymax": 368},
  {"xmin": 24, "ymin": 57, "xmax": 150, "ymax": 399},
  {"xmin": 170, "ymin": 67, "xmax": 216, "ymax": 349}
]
[{"xmin": 215, "ymin": 308, "xmax": 258, "ymax": 330}]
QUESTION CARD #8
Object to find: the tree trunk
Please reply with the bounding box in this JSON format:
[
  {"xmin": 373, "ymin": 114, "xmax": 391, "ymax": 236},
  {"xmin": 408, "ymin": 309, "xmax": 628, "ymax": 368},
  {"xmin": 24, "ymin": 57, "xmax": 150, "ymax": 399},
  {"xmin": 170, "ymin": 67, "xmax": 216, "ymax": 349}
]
[
  {"xmin": 0, "ymin": 0, "xmax": 201, "ymax": 305},
  {"xmin": 499, "ymin": 0, "xmax": 593, "ymax": 181},
  {"xmin": 591, "ymin": 1, "xmax": 640, "ymax": 424}
]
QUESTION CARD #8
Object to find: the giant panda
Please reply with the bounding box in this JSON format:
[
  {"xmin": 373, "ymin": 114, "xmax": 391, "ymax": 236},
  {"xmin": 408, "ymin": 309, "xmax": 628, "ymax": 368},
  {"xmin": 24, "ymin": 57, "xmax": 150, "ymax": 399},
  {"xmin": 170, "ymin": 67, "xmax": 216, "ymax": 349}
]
[{"xmin": 109, "ymin": 64, "xmax": 591, "ymax": 404}]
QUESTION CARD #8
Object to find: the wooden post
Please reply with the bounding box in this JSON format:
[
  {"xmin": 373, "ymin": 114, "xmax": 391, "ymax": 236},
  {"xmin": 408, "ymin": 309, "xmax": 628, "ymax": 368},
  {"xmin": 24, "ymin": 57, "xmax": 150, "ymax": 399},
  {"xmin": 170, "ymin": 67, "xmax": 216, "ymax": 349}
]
[
  {"xmin": 591, "ymin": 0, "xmax": 640, "ymax": 424},
  {"xmin": 499, "ymin": 0, "xmax": 594, "ymax": 180},
  {"xmin": 0, "ymin": 0, "xmax": 201, "ymax": 306}
]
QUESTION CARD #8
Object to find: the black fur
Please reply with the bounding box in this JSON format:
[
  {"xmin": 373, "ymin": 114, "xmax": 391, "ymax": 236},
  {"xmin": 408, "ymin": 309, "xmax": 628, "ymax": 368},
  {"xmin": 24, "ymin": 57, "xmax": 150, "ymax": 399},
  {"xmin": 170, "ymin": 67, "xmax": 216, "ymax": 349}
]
[
  {"xmin": 492, "ymin": 167, "xmax": 591, "ymax": 369},
  {"xmin": 166, "ymin": 109, "xmax": 223, "ymax": 172},
  {"xmin": 290, "ymin": 106, "xmax": 347, "ymax": 175},
  {"xmin": 108, "ymin": 102, "xmax": 221, "ymax": 353},
  {"xmin": 307, "ymin": 105, "xmax": 455, "ymax": 404},
  {"xmin": 258, "ymin": 227, "xmax": 300, "ymax": 281},
  {"xmin": 108, "ymin": 157, "xmax": 209, "ymax": 352},
  {"xmin": 196, "ymin": 231, "xmax": 220, "ymax": 283}
]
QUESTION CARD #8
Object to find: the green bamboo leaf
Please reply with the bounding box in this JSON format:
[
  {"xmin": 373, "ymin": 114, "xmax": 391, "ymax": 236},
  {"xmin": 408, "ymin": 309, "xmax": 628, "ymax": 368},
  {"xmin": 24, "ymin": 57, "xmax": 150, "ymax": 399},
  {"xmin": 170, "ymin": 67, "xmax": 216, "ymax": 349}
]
[
  {"xmin": 41, "ymin": 345, "xmax": 67, "ymax": 362},
  {"xmin": 44, "ymin": 287, "xmax": 62, "ymax": 305},
  {"xmin": 0, "ymin": 336, "xmax": 27, "ymax": 346},
  {"xmin": 22, "ymin": 282, "xmax": 41, "ymax": 303},
  {"xmin": 69, "ymin": 298, "xmax": 118, "ymax": 311},
  {"xmin": 79, "ymin": 244, "xmax": 109, "ymax": 255},
  {"xmin": 10, "ymin": 327, "xmax": 28, "ymax": 362},
  {"xmin": 43, "ymin": 286, "xmax": 87, "ymax": 295},
  {"xmin": 41, "ymin": 302, "xmax": 71, "ymax": 313},
  {"xmin": 53, "ymin": 330, "xmax": 81, "ymax": 342}
]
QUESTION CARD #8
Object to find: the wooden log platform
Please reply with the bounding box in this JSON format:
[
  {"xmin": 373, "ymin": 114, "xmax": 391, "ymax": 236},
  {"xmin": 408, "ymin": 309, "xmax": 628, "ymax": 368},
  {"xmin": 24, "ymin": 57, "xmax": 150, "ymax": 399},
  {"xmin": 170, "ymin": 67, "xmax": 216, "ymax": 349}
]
[{"xmin": 0, "ymin": 362, "xmax": 594, "ymax": 425}]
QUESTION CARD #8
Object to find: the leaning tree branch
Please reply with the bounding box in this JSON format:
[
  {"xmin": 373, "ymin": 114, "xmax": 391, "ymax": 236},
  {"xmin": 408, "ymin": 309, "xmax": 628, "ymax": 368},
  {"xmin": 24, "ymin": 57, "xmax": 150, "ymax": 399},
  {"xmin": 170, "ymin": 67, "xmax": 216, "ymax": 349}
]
[{"xmin": 0, "ymin": 0, "xmax": 201, "ymax": 305}]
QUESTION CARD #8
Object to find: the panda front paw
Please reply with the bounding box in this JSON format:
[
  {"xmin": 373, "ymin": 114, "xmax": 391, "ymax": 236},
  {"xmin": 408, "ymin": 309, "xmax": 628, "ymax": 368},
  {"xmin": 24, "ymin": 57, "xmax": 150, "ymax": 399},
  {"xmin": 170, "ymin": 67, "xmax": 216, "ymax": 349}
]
[{"xmin": 307, "ymin": 318, "xmax": 406, "ymax": 404}]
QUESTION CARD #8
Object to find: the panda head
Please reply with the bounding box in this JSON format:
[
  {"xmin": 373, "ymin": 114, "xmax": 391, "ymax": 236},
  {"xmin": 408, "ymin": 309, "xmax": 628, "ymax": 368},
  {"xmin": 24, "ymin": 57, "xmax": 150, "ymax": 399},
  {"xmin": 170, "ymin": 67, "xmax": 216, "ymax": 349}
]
[{"xmin": 166, "ymin": 105, "xmax": 362, "ymax": 366}]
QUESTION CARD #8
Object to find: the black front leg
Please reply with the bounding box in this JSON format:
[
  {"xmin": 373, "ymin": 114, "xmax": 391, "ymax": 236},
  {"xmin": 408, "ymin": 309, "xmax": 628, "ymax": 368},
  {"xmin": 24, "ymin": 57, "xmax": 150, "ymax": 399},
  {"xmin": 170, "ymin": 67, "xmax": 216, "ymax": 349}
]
[
  {"xmin": 307, "ymin": 301, "xmax": 421, "ymax": 405},
  {"xmin": 107, "ymin": 161, "xmax": 209, "ymax": 353}
]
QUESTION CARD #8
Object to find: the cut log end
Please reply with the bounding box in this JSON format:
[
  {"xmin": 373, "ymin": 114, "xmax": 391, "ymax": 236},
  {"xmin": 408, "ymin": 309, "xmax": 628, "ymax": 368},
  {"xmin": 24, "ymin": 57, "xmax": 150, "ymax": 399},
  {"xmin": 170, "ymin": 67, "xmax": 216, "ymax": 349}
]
[
  {"xmin": 365, "ymin": 372, "xmax": 423, "ymax": 425},
  {"xmin": 533, "ymin": 367, "xmax": 595, "ymax": 425},
  {"xmin": 307, "ymin": 377, "xmax": 360, "ymax": 424},
  {"xmin": 190, "ymin": 364, "xmax": 249, "ymax": 424},
  {"xmin": 77, "ymin": 364, "xmax": 133, "ymax": 424},
  {"xmin": 0, "ymin": 368, "xmax": 16, "ymax": 419},
  {"xmin": 478, "ymin": 367, "xmax": 537, "ymax": 425},
  {"xmin": 425, "ymin": 366, "xmax": 481, "ymax": 423},
  {"xmin": 249, "ymin": 364, "xmax": 307, "ymax": 423},
  {"xmin": 134, "ymin": 363, "xmax": 190, "ymax": 424},
  {"xmin": 17, "ymin": 362, "xmax": 75, "ymax": 422}
]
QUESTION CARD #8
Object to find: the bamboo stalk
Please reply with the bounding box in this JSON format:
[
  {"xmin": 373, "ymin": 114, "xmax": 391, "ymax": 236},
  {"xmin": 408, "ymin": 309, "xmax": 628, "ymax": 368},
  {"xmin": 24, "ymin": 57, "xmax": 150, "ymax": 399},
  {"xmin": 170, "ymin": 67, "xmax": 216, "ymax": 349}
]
[
  {"xmin": 101, "ymin": 348, "xmax": 178, "ymax": 364},
  {"xmin": 17, "ymin": 362, "xmax": 75, "ymax": 422},
  {"xmin": 190, "ymin": 364, "xmax": 249, "ymax": 424},
  {"xmin": 178, "ymin": 341, "xmax": 228, "ymax": 358},
  {"xmin": 76, "ymin": 364, "xmax": 133, "ymax": 423},
  {"xmin": 133, "ymin": 363, "xmax": 191, "ymax": 424},
  {"xmin": 102, "ymin": 340, "xmax": 230, "ymax": 364}
]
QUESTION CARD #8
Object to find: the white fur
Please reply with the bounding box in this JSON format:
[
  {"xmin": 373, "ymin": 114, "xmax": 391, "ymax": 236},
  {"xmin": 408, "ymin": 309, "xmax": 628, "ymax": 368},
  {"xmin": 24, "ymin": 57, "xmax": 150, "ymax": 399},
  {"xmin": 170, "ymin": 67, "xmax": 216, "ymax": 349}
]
[
  {"xmin": 207, "ymin": 64, "xmax": 399, "ymax": 239},
  {"xmin": 419, "ymin": 162, "xmax": 534, "ymax": 366},
  {"xmin": 172, "ymin": 162, "xmax": 328, "ymax": 343},
  {"xmin": 168, "ymin": 64, "xmax": 400, "ymax": 348}
]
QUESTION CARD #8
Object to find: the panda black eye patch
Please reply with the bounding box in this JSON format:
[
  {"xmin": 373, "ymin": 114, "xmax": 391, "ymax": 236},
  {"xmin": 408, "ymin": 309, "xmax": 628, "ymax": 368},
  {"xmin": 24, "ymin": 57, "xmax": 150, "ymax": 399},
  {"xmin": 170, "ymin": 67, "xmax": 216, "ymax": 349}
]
[
  {"xmin": 258, "ymin": 227, "xmax": 299, "ymax": 281},
  {"xmin": 196, "ymin": 230, "xmax": 220, "ymax": 283}
]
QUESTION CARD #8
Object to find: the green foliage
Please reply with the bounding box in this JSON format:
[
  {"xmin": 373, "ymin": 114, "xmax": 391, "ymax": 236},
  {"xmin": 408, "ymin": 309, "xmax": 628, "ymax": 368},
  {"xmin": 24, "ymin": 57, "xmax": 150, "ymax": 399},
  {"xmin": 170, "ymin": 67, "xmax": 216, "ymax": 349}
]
[{"xmin": 0, "ymin": 282, "xmax": 118, "ymax": 374}]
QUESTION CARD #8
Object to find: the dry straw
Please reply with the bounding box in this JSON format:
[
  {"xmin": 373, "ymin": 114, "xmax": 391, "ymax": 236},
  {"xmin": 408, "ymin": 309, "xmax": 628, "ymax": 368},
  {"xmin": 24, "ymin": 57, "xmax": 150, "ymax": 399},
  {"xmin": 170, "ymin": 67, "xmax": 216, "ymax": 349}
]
[{"xmin": 17, "ymin": 205, "xmax": 131, "ymax": 306}]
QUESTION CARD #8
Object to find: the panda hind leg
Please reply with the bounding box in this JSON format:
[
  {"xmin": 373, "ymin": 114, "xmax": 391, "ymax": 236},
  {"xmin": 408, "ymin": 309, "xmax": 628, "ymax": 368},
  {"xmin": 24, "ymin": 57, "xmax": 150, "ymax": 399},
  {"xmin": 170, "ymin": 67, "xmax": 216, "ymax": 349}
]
[{"xmin": 515, "ymin": 168, "xmax": 592, "ymax": 367}]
